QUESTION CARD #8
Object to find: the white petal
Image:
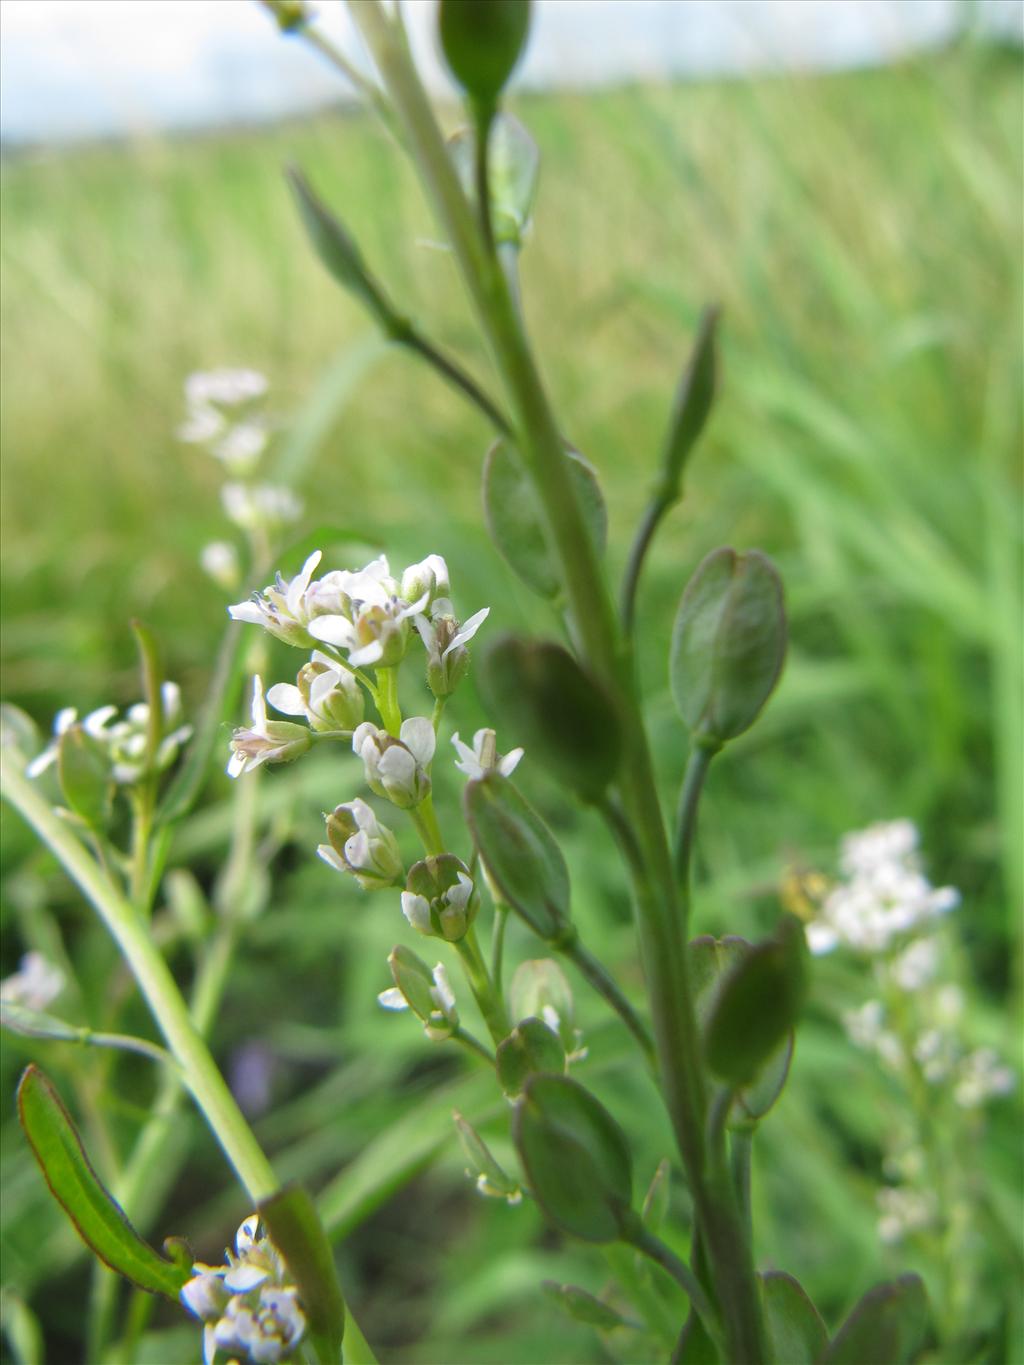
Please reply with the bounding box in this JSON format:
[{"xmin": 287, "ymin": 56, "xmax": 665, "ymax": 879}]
[
  {"xmin": 26, "ymin": 747, "xmax": 59, "ymax": 779},
  {"xmin": 498, "ymin": 747, "xmax": 524, "ymax": 776},
  {"xmin": 227, "ymin": 751, "xmax": 247, "ymax": 778},
  {"xmin": 266, "ymin": 683, "xmax": 306, "ymax": 717},
  {"xmin": 378, "ymin": 744, "xmax": 416, "ymax": 789},
  {"xmin": 227, "ymin": 600, "xmax": 268, "ymax": 625},
  {"xmin": 308, "ymin": 615, "xmax": 357, "ymax": 648},
  {"xmin": 289, "ymin": 551, "xmax": 322, "ymax": 614},
  {"xmin": 401, "ymin": 892, "xmax": 431, "ymax": 933},
  {"xmin": 347, "ymin": 640, "xmax": 385, "ymax": 667},
  {"xmin": 316, "ymin": 844, "xmax": 347, "ymax": 873},
  {"xmin": 249, "ymin": 676, "xmax": 268, "ymax": 731},
  {"xmin": 352, "ymin": 722, "xmax": 379, "ymax": 757},
  {"xmin": 400, "ymin": 717, "xmax": 436, "ymax": 767},
  {"xmin": 223, "ymin": 1263, "xmax": 269, "ymax": 1293},
  {"xmin": 397, "ymin": 589, "xmax": 430, "ymax": 622},
  {"xmin": 310, "ymin": 648, "xmax": 342, "ymax": 672},
  {"xmin": 54, "ymin": 708, "xmax": 78, "ymax": 735},
  {"xmin": 431, "ymin": 963, "xmax": 457, "ymax": 1016},
  {"xmin": 377, "ymin": 988, "xmax": 409, "ymax": 1011},
  {"xmin": 446, "ymin": 607, "xmax": 489, "ymax": 655},
  {"xmin": 83, "ymin": 705, "xmax": 117, "ymax": 736}
]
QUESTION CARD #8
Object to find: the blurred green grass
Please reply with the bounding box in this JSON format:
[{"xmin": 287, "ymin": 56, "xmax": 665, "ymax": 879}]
[{"xmin": 2, "ymin": 37, "xmax": 1022, "ymax": 1364}]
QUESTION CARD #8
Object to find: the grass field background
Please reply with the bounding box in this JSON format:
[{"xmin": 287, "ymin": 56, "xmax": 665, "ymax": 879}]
[{"xmin": 2, "ymin": 32, "xmax": 1022, "ymax": 1364}]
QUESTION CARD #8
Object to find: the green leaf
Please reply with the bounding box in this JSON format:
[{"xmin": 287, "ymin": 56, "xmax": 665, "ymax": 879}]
[
  {"xmin": 820, "ymin": 1275, "xmax": 929, "ymax": 1365},
  {"xmin": 58, "ymin": 726, "xmax": 111, "ymax": 828},
  {"xmin": 439, "ymin": 0, "xmax": 531, "ymax": 107},
  {"xmin": 0, "ymin": 1290, "xmax": 43, "ymax": 1365},
  {"xmin": 513, "ymin": 1074, "xmax": 633, "ymax": 1243},
  {"xmin": 259, "ymin": 1184, "xmax": 346, "ymax": 1365},
  {"xmin": 479, "ymin": 636, "xmax": 621, "ymax": 800},
  {"xmin": 670, "ymin": 547, "xmax": 787, "ymax": 746},
  {"xmin": 483, "ymin": 439, "xmax": 607, "ymax": 600},
  {"xmin": 760, "ymin": 1271, "xmax": 827, "ymax": 1365},
  {"xmin": 738, "ymin": 1032, "xmax": 794, "ymax": 1122},
  {"xmin": 287, "ymin": 167, "xmax": 398, "ymax": 332},
  {"xmin": 449, "ymin": 115, "xmax": 540, "ymax": 247},
  {"xmin": 16, "ymin": 1066, "xmax": 187, "ymax": 1299},
  {"xmin": 541, "ymin": 1280, "xmax": 632, "ymax": 1330},
  {"xmin": 496, "ymin": 1017, "xmax": 566, "ymax": 1096},
  {"xmin": 640, "ymin": 1158, "xmax": 671, "ymax": 1234},
  {"xmin": 656, "ymin": 305, "xmax": 719, "ymax": 504},
  {"xmin": 704, "ymin": 919, "xmax": 807, "ymax": 1087},
  {"xmin": 463, "ymin": 771, "xmax": 571, "ymax": 940}
]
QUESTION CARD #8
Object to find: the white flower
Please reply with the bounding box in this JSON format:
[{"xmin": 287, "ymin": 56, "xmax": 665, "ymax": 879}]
[
  {"xmin": 185, "ymin": 368, "xmax": 268, "ymax": 410},
  {"xmin": 953, "ymin": 1047, "xmax": 1015, "ymax": 1109},
  {"xmin": 401, "ymin": 853, "xmax": 479, "ymax": 942},
  {"xmin": 842, "ymin": 999, "xmax": 903, "ymax": 1069},
  {"xmin": 25, "ymin": 707, "xmax": 79, "ymax": 778},
  {"xmin": 417, "ymin": 605, "xmax": 489, "ymax": 697},
  {"xmin": 211, "ymin": 421, "xmax": 268, "ymax": 474},
  {"xmin": 221, "ymin": 482, "xmax": 302, "ymax": 532},
  {"xmin": 0, "ymin": 952, "xmax": 65, "ymax": 1011},
  {"xmin": 180, "ymin": 1215, "xmax": 305, "ymax": 1365},
  {"xmin": 451, "ymin": 728, "xmax": 523, "ymax": 781},
  {"xmin": 309, "ymin": 555, "xmax": 428, "ymax": 668},
  {"xmin": 401, "ymin": 554, "xmax": 450, "ymax": 605},
  {"xmin": 876, "ymin": 1185, "xmax": 935, "ymax": 1244},
  {"xmin": 201, "ymin": 541, "xmax": 242, "ymax": 591},
  {"xmin": 318, "ymin": 798, "xmax": 403, "ymax": 890},
  {"xmin": 26, "ymin": 687, "xmax": 191, "ymax": 787},
  {"xmin": 839, "ymin": 819, "xmax": 919, "ymax": 877},
  {"xmin": 227, "ymin": 677, "xmax": 312, "ymax": 778},
  {"xmin": 267, "ymin": 652, "xmax": 365, "ymax": 732},
  {"xmin": 378, "ymin": 962, "xmax": 459, "ymax": 1041},
  {"xmin": 352, "ymin": 718, "xmax": 434, "ymax": 808},
  {"xmin": 890, "ymin": 938, "xmax": 940, "ymax": 991},
  {"xmin": 229, "ymin": 551, "xmax": 335, "ymax": 649}
]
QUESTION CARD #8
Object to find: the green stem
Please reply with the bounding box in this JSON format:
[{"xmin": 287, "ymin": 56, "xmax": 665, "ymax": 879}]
[
  {"xmin": 731, "ymin": 1129, "xmax": 754, "ymax": 1248},
  {"xmin": 491, "ymin": 903, "xmax": 508, "ymax": 994},
  {"xmin": 412, "ymin": 793, "xmax": 445, "ymax": 856},
  {"xmin": 561, "ymin": 936, "xmax": 655, "ymax": 1063},
  {"xmin": 473, "ymin": 100, "xmax": 496, "ymax": 254},
  {"xmin": 455, "ymin": 926, "xmax": 509, "ymax": 1045},
  {"xmin": 627, "ymin": 1224, "xmax": 723, "ymax": 1355},
  {"xmin": 674, "ymin": 744, "xmax": 716, "ymax": 897},
  {"xmin": 453, "ymin": 1028, "xmax": 495, "ymax": 1065},
  {"xmin": 620, "ymin": 495, "xmax": 671, "ymax": 636},
  {"xmin": 430, "ymin": 695, "xmax": 448, "ymax": 733},
  {"xmin": 375, "ymin": 666, "xmax": 402, "ymax": 735},
  {"xmin": 2, "ymin": 759, "xmax": 278, "ymax": 1202},
  {"xmin": 398, "ymin": 326, "xmax": 512, "ymax": 436}
]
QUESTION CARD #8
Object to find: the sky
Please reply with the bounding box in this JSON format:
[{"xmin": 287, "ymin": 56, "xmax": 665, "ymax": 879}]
[{"xmin": 1, "ymin": 0, "xmax": 1021, "ymax": 144}]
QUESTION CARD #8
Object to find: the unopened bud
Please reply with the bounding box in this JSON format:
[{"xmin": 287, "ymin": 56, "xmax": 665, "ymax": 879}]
[
  {"xmin": 319, "ymin": 799, "xmax": 403, "ymax": 890},
  {"xmin": 379, "ymin": 946, "xmax": 459, "ymax": 1040},
  {"xmin": 352, "ymin": 718, "xmax": 434, "ymax": 808},
  {"xmin": 402, "ymin": 854, "xmax": 479, "ymax": 942}
]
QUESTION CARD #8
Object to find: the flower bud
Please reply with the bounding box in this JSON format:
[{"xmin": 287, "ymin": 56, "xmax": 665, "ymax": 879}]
[
  {"xmin": 402, "ymin": 854, "xmax": 479, "ymax": 942},
  {"xmin": 228, "ymin": 677, "xmax": 312, "ymax": 778},
  {"xmin": 352, "ymin": 718, "xmax": 434, "ymax": 808},
  {"xmin": 268, "ymin": 653, "xmax": 365, "ymax": 733},
  {"xmin": 378, "ymin": 946, "xmax": 459, "ymax": 1040},
  {"xmin": 401, "ymin": 554, "xmax": 450, "ymax": 607},
  {"xmin": 318, "ymin": 799, "xmax": 403, "ymax": 891},
  {"xmin": 439, "ymin": 0, "xmax": 531, "ymax": 108},
  {"xmin": 453, "ymin": 1112, "xmax": 522, "ymax": 1203}
]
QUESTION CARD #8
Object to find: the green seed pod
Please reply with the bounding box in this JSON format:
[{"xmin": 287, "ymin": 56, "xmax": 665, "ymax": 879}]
[
  {"xmin": 496, "ymin": 1017, "xmax": 566, "ymax": 1097},
  {"xmin": 463, "ymin": 772, "xmax": 571, "ymax": 941},
  {"xmin": 670, "ymin": 547, "xmax": 786, "ymax": 747},
  {"xmin": 508, "ymin": 958, "xmax": 576, "ymax": 1052},
  {"xmin": 479, "ymin": 636, "xmax": 621, "ymax": 800},
  {"xmin": 453, "ymin": 1112, "xmax": 522, "ymax": 1202},
  {"xmin": 439, "ymin": 0, "xmax": 531, "ymax": 109},
  {"xmin": 703, "ymin": 918, "xmax": 807, "ymax": 1087},
  {"xmin": 513, "ymin": 1074, "xmax": 635, "ymax": 1243}
]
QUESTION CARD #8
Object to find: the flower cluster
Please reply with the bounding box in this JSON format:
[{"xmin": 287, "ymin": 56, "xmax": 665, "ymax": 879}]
[
  {"xmin": 180, "ymin": 1215, "xmax": 306, "ymax": 1365},
  {"xmin": 803, "ymin": 819, "xmax": 959, "ymax": 956},
  {"xmin": 28, "ymin": 683, "xmax": 192, "ymax": 787},
  {"xmin": 179, "ymin": 368, "xmax": 270, "ymax": 476}
]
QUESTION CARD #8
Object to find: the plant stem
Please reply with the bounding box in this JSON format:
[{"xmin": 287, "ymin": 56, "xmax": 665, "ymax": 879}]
[
  {"xmin": 491, "ymin": 903, "xmax": 508, "ymax": 992},
  {"xmin": 473, "ymin": 101, "xmax": 496, "ymax": 254},
  {"xmin": 2, "ymin": 759, "xmax": 278, "ymax": 1203},
  {"xmin": 375, "ymin": 665, "xmax": 402, "ymax": 734},
  {"xmin": 411, "ymin": 794, "xmax": 445, "ymax": 856},
  {"xmin": 561, "ymin": 936, "xmax": 655, "ymax": 1063},
  {"xmin": 627, "ymin": 1225, "xmax": 723, "ymax": 1354},
  {"xmin": 731, "ymin": 1128, "xmax": 754, "ymax": 1247},
  {"xmin": 398, "ymin": 326, "xmax": 512, "ymax": 436},
  {"xmin": 455, "ymin": 926, "xmax": 509, "ymax": 1045},
  {"xmin": 674, "ymin": 744, "xmax": 715, "ymax": 916},
  {"xmin": 620, "ymin": 495, "xmax": 671, "ymax": 636}
]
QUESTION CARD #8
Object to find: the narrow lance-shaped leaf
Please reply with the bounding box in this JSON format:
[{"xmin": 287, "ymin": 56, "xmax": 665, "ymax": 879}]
[
  {"xmin": 258, "ymin": 1184, "xmax": 346, "ymax": 1365},
  {"xmin": 16, "ymin": 1066, "xmax": 188, "ymax": 1299},
  {"xmin": 542, "ymin": 1281, "xmax": 634, "ymax": 1331},
  {"xmin": 479, "ymin": 636, "xmax": 622, "ymax": 800},
  {"xmin": 656, "ymin": 305, "xmax": 719, "ymax": 504},
  {"xmin": 820, "ymin": 1275, "xmax": 929, "ymax": 1365}
]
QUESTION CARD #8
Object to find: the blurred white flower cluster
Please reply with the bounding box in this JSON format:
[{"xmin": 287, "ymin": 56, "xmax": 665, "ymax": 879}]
[
  {"xmin": 0, "ymin": 952, "xmax": 64, "ymax": 1011},
  {"xmin": 28, "ymin": 683, "xmax": 192, "ymax": 787},
  {"xmin": 179, "ymin": 368, "xmax": 301, "ymax": 589},
  {"xmin": 799, "ymin": 819, "xmax": 1014, "ymax": 1247},
  {"xmin": 180, "ymin": 1214, "xmax": 306, "ymax": 1365},
  {"xmin": 804, "ymin": 819, "xmax": 958, "ymax": 956}
]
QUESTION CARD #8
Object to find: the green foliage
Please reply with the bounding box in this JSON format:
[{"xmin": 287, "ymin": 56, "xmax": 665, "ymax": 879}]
[
  {"xmin": 479, "ymin": 637, "xmax": 622, "ymax": 799},
  {"xmin": 258, "ymin": 1184, "xmax": 347, "ymax": 1365},
  {"xmin": 495, "ymin": 1017, "xmax": 566, "ymax": 1096},
  {"xmin": 541, "ymin": 1279, "xmax": 632, "ymax": 1330},
  {"xmin": 483, "ymin": 439, "xmax": 607, "ymax": 599},
  {"xmin": 16, "ymin": 1066, "xmax": 188, "ymax": 1300},
  {"xmin": 820, "ymin": 1274, "xmax": 930, "ymax": 1365},
  {"xmin": 513, "ymin": 1074, "xmax": 634, "ymax": 1243},
  {"xmin": 655, "ymin": 305, "xmax": 720, "ymax": 504},
  {"xmin": 759, "ymin": 1271, "xmax": 827, "ymax": 1365}
]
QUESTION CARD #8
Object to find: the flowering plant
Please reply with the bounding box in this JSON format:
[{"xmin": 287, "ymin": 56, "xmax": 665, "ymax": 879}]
[{"xmin": 0, "ymin": 4, "xmax": 1016, "ymax": 1364}]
